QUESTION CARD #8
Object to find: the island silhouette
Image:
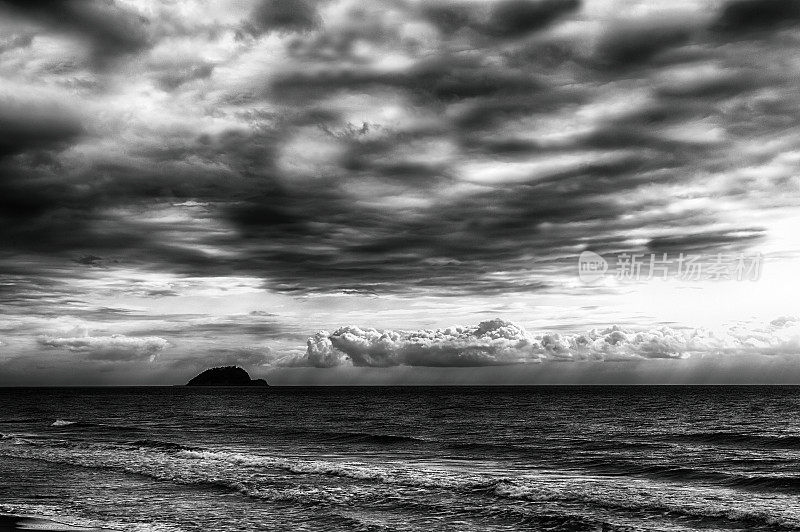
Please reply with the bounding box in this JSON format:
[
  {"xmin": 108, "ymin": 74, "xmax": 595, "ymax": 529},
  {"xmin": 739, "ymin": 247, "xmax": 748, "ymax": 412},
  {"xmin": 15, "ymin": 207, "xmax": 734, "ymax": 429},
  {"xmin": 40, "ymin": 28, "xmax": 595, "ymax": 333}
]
[{"xmin": 186, "ymin": 366, "xmax": 268, "ymax": 387}]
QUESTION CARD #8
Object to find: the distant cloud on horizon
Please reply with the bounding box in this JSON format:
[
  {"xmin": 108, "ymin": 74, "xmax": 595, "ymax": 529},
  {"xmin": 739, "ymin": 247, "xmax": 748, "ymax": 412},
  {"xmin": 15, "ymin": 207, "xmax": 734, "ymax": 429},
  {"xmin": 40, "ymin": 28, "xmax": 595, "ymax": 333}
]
[
  {"xmin": 292, "ymin": 316, "xmax": 800, "ymax": 368},
  {"xmin": 38, "ymin": 334, "xmax": 168, "ymax": 362}
]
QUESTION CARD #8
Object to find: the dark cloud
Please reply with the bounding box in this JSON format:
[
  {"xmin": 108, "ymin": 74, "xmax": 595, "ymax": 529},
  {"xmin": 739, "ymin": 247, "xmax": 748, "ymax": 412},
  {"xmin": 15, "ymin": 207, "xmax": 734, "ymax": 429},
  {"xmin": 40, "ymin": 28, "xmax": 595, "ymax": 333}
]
[
  {"xmin": 0, "ymin": 99, "xmax": 744, "ymax": 299},
  {"xmin": 593, "ymin": 19, "xmax": 694, "ymax": 69},
  {"xmin": 271, "ymin": 56, "xmax": 544, "ymax": 104},
  {"xmin": 210, "ymin": 151, "xmax": 737, "ymax": 295},
  {"xmin": 419, "ymin": 0, "xmax": 580, "ymax": 39},
  {"xmin": 155, "ymin": 62, "xmax": 214, "ymax": 91},
  {"xmin": 0, "ymin": 97, "xmax": 82, "ymax": 158},
  {"xmin": 451, "ymin": 88, "xmax": 587, "ymax": 131},
  {"xmin": 0, "ymin": 0, "xmax": 150, "ymax": 64},
  {"xmin": 421, "ymin": 3, "xmax": 473, "ymax": 35},
  {"xmin": 647, "ymin": 229, "xmax": 766, "ymax": 253},
  {"xmin": 0, "ymin": 0, "xmax": 787, "ymax": 302},
  {"xmin": 74, "ymin": 255, "xmax": 102, "ymax": 266},
  {"xmin": 480, "ymin": 0, "xmax": 581, "ymax": 38},
  {"xmin": 248, "ymin": 0, "xmax": 321, "ymax": 34},
  {"xmin": 714, "ymin": 0, "xmax": 800, "ymax": 34}
]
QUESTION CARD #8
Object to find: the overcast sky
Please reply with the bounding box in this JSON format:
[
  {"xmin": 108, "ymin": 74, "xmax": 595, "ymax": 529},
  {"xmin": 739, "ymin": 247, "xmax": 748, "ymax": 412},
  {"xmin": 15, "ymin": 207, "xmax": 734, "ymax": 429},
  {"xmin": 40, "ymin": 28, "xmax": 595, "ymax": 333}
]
[{"xmin": 1, "ymin": 0, "xmax": 799, "ymax": 385}]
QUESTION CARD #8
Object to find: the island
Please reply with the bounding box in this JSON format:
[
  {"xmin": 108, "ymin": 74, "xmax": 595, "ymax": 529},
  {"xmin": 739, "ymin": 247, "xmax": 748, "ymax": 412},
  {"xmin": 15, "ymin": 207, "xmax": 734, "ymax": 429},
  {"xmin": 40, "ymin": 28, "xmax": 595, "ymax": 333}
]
[{"xmin": 186, "ymin": 366, "xmax": 269, "ymax": 387}]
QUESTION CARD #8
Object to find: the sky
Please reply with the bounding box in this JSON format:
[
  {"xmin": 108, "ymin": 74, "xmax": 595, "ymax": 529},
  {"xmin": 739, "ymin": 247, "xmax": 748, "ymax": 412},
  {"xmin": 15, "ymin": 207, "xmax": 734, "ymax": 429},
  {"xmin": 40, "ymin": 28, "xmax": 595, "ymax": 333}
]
[{"xmin": 1, "ymin": 0, "xmax": 799, "ymax": 385}]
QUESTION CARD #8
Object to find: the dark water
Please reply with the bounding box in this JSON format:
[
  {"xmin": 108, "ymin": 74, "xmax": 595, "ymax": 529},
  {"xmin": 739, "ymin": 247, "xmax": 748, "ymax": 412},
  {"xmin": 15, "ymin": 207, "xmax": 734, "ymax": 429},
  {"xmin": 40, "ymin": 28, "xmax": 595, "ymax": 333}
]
[{"xmin": 0, "ymin": 386, "xmax": 799, "ymax": 531}]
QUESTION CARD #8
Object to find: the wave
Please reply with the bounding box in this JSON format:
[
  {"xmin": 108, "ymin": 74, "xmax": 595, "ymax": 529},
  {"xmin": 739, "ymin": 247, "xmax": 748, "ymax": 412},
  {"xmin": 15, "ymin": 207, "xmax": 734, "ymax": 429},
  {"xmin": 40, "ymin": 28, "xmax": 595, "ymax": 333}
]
[
  {"xmin": 49, "ymin": 420, "xmax": 145, "ymax": 432},
  {"xmin": 295, "ymin": 429, "xmax": 428, "ymax": 445},
  {"xmin": 631, "ymin": 464, "xmax": 800, "ymax": 492},
  {"xmin": 3, "ymin": 439, "xmax": 800, "ymax": 531},
  {"xmin": 11, "ymin": 433, "xmax": 800, "ymax": 495},
  {"xmin": 0, "ymin": 433, "xmax": 36, "ymax": 446},
  {"xmin": 727, "ymin": 474, "xmax": 800, "ymax": 491},
  {"xmin": 673, "ymin": 431, "xmax": 800, "ymax": 449},
  {"xmin": 0, "ymin": 443, "xmax": 381, "ymax": 506},
  {"xmin": 554, "ymin": 456, "xmax": 800, "ymax": 494},
  {"xmin": 177, "ymin": 449, "xmax": 497, "ymax": 490},
  {"xmin": 490, "ymin": 481, "xmax": 798, "ymax": 531},
  {"xmin": 11, "ymin": 435, "xmax": 193, "ymax": 452},
  {"xmin": 128, "ymin": 439, "xmax": 198, "ymax": 452},
  {"xmin": 121, "ymin": 449, "xmax": 800, "ymax": 530},
  {"xmin": 288, "ymin": 429, "xmax": 663, "ymax": 453}
]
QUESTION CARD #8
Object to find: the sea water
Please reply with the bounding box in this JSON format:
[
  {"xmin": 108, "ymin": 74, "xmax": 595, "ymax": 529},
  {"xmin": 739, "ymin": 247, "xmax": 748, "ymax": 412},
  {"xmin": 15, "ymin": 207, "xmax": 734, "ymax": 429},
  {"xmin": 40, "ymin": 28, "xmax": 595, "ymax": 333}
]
[{"xmin": 0, "ymin": 386, "xmax": 798, "ymax": 531}]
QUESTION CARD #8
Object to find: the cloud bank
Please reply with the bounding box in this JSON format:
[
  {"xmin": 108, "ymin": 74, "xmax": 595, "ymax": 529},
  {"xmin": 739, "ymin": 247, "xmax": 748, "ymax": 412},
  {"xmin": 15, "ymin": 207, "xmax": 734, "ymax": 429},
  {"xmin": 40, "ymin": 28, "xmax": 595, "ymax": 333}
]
[
  {"xmin": 38, "ymin": 334, "xmax": 168, "ymax": 361},
  {"xmin": 303, "ymin": 318, "xmax": 539, "ymax": 368},
  {"xmin": 295, "ymin": 317, "xmax": 800, "ymax": 368}
]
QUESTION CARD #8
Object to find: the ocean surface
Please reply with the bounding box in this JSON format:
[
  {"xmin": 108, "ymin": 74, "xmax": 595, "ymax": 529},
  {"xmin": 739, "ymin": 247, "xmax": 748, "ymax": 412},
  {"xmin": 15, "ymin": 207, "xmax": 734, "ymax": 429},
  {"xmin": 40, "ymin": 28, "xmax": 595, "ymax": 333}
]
[{"xmin": 0, "ymin": 386, "xmax": 798, "ymax": 531}]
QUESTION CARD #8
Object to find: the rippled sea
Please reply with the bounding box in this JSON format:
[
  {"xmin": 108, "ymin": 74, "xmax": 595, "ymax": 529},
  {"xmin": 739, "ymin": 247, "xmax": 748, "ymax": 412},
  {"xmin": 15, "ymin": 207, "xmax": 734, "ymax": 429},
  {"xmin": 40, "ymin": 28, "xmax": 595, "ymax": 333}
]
[{"xmin": 0, "ymin": 386, "xmax": 799, "ymax": 531}]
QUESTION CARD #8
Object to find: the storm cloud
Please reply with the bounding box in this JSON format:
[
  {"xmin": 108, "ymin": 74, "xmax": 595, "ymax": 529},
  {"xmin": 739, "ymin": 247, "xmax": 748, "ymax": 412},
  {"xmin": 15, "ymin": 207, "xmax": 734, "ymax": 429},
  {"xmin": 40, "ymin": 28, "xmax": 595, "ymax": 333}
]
[
  {"xmin": 0, "ymin": 0, "xmax": 150, "ymax": 64},
  {"xmin": 0, "ymin": 0, "xmax": 789, "ymax": 296},
  {"xmin": 0, "ymin": 0, "xmax": 797, "ymax": 383}
]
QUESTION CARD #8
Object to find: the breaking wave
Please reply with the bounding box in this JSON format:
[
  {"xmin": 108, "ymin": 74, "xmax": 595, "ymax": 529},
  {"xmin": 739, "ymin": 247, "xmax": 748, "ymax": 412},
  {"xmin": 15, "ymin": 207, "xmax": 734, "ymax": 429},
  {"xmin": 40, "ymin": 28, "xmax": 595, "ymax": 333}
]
[{"xmin": 1, "ymin": 437, "xmax": 799, "ymax": 531}]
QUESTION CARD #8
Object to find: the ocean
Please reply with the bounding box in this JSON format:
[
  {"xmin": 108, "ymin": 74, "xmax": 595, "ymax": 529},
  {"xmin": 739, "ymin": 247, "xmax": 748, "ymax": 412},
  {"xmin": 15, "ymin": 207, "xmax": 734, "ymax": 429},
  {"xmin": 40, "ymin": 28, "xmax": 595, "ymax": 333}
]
[{"xmin": 0, "ymin": 386, "xmax": 798, "ymax": 531}]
